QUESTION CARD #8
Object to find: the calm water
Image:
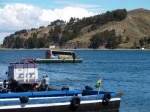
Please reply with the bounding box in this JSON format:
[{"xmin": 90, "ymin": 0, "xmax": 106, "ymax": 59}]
[{"xmin": 0, "ymin": 49, "xmax": 150, "ymax": 112}]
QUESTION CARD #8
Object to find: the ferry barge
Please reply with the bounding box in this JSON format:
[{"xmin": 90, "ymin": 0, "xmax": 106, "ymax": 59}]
[
  {"xmin": 33, "ymin": 50, "xmax": 83, "ymax": 63},
  {"xmin": 0, "ymin": 59, "xmax": 123, "ymax": 112}
]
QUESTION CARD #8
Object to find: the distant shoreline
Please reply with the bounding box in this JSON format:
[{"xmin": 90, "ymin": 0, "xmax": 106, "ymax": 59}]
[{"xmin": 0, "ymin": 48, "xmax": 149, "ymax": 50}]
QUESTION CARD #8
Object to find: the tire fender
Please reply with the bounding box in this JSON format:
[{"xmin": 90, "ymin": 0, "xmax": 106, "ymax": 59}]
[
  {"xmin": 20, "ymin": 96, "xmax": 29, "ymax": 103},
  {"xmin": 103, "ymin": 93, "xmax": 111, "ymax": 102},
  {"xmin": 71, "ymin": 96, "xmax": 80, "ymax": 107},
  {"xmin": 69, "ymin": 96, "xmax": 80, "ymax": 111}
]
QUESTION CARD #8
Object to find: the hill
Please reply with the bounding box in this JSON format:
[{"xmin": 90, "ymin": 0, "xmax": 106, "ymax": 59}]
[
  {"xmin": 66, "ymin": 8, "xmax": 150, "ymax": 49},
  {"xmin": 1, "ymin": 8, "xmax": 150, "ymax": 49}
]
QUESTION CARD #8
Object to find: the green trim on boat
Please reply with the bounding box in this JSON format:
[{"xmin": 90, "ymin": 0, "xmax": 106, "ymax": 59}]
[{"xmin": 34, "ymin": 59, "xmax": 83, "ymax": 63}]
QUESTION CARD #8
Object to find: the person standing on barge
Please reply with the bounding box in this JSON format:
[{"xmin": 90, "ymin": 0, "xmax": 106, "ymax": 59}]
[{"xmin": 45, "ymin": 75, "xmax": 49, "ymax": 91}]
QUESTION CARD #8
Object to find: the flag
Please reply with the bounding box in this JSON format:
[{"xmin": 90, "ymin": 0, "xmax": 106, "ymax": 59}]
[{"xmin": 95, "ymin": 78, "xmax": 102, "ymax": 88}]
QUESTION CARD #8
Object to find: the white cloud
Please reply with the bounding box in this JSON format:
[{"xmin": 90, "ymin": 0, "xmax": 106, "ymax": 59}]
[
  {"xmin": 0, "ymin": 3, "xmax": 95, "ymax": 44},
  {"xmin": 0, "ymin": 3, "xmax": 42, "ymax": 30},
  {"xmin": 40, "ymin": 7, "xmax": 94, "ymax": 22},
  {"xmin": 0, "ymin": 32, "xmax": 12, "ymax": 44}
]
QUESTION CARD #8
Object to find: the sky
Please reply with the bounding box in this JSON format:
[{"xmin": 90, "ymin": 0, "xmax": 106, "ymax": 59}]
[{"xmin": 0, "ymin": 0, "xmax": 149, "ymax": 44}]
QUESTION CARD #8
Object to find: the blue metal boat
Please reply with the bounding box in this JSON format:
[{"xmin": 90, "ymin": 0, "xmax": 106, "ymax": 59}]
[
  {"xmin": 0, "ymin": 59, "xmax": 123, "ymax": 112},
  {"xmin": 0, "ymin": 88, "xmax": 123, "ymax": 112}
]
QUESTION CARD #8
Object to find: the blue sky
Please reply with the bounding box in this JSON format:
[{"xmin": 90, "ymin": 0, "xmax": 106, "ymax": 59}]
[
  {"xmin": 0, "ymin": 0, "xmax": 149, "ymax": 44},
  {"xmin": 1, "ymin": 0, "xmax": 149, "ymax": 12}
]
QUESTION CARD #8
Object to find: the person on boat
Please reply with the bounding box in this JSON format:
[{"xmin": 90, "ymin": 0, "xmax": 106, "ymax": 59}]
[
  {"xmin": 36, "ymin": 76, "xmax": 46, "ymax": 91},
  {"xmin": 10, "ymin": 78, "xmax": 19, "ymax": 92},
  {"xmin": 40, "ymin": 76, "xmax": 45, "ymax": 90},
  {"xmin": 44, "ymin": 75, "xmax": 49, "ymax": 91},
  {"xmin": 10, "ymin": 78, "xmax": 26, "ymax": 92},
  {"xmin": 72, "ymin": 53, "xmax": 75, "ymax": 62},
  {"xmin": 3, "ymin": 80, "xmax": 7, "ymax": 88}
]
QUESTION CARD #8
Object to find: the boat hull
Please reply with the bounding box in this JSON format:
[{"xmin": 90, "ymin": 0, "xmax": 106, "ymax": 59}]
[
  {"xmin": 0, "ymin": 98, "xmax": 120, "ymax": 112},
  {"xmin": 34, "ymin": 59, "xmax": 83, "ymax": 63},
  {"xmin": 0, "ymin": 90, "xmax": 122, "ymax": 112}
]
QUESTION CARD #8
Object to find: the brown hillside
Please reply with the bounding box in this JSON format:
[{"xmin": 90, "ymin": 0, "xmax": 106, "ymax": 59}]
[{"xmin": 66, "ymin": 8, "xmax": 150, "ymax": 49}]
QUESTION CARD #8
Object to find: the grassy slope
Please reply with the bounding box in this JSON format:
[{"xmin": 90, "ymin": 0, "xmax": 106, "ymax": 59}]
[{"xmin": 66, "ymin": 9, "xmax": 150, "ymax": 49}]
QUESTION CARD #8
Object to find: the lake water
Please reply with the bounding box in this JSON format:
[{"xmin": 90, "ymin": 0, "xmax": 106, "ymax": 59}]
[{"xmin": 0, "ymin": 49, "xmax": 150, "ymax": 112}]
